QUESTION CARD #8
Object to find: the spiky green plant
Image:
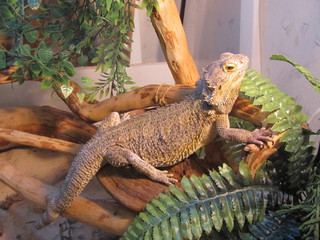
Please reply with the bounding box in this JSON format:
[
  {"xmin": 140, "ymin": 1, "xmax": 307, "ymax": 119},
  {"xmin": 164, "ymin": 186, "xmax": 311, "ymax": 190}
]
[{"xmin": 121, "ymin": 162, "xmax": 292, "ymax": 240}]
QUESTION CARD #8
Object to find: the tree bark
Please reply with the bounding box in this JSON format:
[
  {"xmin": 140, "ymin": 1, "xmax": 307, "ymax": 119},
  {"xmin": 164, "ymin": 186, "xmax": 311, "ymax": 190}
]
[
  {"xmin": 0, "ymin": 127, "xmax": 81, "ymax": 154},
  {"xmin": 150, "ymin": 0, "xmax": 200, "ymax": 85},
  {"xmin": 0, "ymin": 106, "xmax": 96, "ymax": 150},
  {"xmin": 244, "ymin": 132, "xmax": 285, "ymax": 176}
]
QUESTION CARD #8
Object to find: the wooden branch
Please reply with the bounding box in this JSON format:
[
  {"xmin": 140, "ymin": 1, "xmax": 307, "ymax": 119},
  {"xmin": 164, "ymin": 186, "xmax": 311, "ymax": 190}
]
[
  {"xmin": 0, "ymin": 66, "xmax": 195, "ymax": 121},
  {"xmin": 231, "ymin": 96, "xmax": 269, "ymax": 127},
  {"xmin": 0, "ymin": 66, "xmax": 269, "ymax": 125},
  {"xmin": 0, "ymin": 106, "xmax": 96, "ymax": 150},
  {"xmin": 0, "ymin": 193, "xmax": 23, "ymax": 210},
  {"xmin": 150, "ymin": 0, "xmax": 199, "ymax": 85},
  {"xmin": 0, "ymin": 65, "xmax": 19, "ymax": 83},
  {"xmin": 78, "ymin": 84, "xmax": 194, "ymax": 122},
  {"xmin": 0, "ymin": 159, "xmax": 135, "ymax": 235},
  {"xmin": 0, "ymin": 128, "xmax": 81, "ymax": 154},
  {"xmin": 244, "ymin": 132, "xmax": 285, "ymax": 176}
]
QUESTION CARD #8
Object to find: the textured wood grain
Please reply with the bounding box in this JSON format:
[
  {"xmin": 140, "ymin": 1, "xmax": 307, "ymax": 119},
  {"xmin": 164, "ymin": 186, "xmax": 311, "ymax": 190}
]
[
  {"xmin": 97, "ymin": 155, "xmax": 207, "ymax": 211},
  {"xmin": 150, "ymin": 0, "xmax": 199, "ymax": 85},
  {"xmin": 0, "ymin": 106, "xmax": 96, "ymax": 150}
]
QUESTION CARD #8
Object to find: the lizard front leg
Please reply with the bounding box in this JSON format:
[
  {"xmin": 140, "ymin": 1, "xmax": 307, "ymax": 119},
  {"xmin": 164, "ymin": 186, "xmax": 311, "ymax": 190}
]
[
  {"xmin": 104, "ymin": 147, "xmax": 178, "ymax": 185},
  {"xmin": 216, "ymin": 114, "xmax": 272, "ymax": 145}
]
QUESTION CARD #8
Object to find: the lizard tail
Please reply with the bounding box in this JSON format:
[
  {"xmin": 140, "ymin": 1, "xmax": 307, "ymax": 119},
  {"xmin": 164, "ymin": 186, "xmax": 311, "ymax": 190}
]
[{"xmin": 35, "ymin": 154, "xmax": 104, "ymax": 229}]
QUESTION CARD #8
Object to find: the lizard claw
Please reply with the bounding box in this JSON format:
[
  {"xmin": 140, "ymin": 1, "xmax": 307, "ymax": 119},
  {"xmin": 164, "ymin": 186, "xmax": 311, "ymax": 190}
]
[
  {"xmin": 248, "ymin": 128, "xmax": 273, "ymax": 146},
  {"xmin": 153, "ymin": 170, "xmax": 178, "ymax": 186}
]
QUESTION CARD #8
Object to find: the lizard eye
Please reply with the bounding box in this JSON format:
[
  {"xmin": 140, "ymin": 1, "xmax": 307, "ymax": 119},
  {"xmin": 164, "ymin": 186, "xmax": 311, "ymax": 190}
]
[{"xmin": 224, "ymin": 62, "xmax": 237, "ymax": 72}]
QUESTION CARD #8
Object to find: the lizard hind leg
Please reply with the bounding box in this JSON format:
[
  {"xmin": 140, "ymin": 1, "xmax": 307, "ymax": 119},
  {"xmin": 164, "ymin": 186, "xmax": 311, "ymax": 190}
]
[
  {"xmin": 105, "ymin": 147, "xmax": 178, "ymax": 185},
  {"xmin": 35, "ymin": 155, "xmax": 104, "ymax": 229}
]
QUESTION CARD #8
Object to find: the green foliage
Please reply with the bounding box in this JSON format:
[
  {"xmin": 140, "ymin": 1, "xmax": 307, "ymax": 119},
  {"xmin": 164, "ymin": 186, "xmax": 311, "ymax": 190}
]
[
  {"xmin": 239, "ymin": 211, "xmax": 300, "ymax": 239},
  {"xmin": 299, "ymin": 170, "xmax": 320, "ymax": 239},
  {"xmin": 241, "ymin": 69, "xmax": 308, "ymax": 152},
  {"xmin": 241, "ymin": 67, "xmax": 317, "ymax": 192},
  {"xmin": 121, "ymin": 162, "xmax": 292, "ymax": 240},
  {"xmin": 270, "ymin": 54, "xmax": 320, "ymax": 94},
  {"xmin": 140, "ymin": 0, "xmax": 160, "ymax": 17},
  {"xmin": 0, "ymin": 0, "xmax": 159, "ymax": 100},
  {"xmin": 240, "ymin": 60, "xmax": 320, "ymax": 239}
]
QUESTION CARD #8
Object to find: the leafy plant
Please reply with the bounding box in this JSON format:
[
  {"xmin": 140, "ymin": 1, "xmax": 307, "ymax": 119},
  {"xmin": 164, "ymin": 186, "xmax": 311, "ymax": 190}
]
[
  {"xmin": 239, "ymin": 211, "xmax": 300, "ymax": 240},
  {"xmin": 0, "ymin": 0, "xmax": 158, "ymax": 100},
  {"xmin": 270, "ymin": 54, "xmax": 320, "ymax": 94},
  {"xmin": 121, "ymin": 162, "xmax": 292, "ymax": 240}
]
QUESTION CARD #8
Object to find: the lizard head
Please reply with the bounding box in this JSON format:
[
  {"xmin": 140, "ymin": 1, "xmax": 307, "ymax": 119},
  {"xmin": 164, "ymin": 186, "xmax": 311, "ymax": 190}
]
[{"xmin": 196, "ymin": 52, "xmax": 249, "ymax": 112}]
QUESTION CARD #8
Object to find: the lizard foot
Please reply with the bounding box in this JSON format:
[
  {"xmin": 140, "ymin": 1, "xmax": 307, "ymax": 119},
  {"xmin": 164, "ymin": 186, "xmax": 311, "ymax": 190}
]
[
  {"xmin": 151, "ymin": 170, "xmax": 178, "ymax": 186},
  {"xmin": 248, "ymin": 128, "xmax": 273, "ymax": 146}
]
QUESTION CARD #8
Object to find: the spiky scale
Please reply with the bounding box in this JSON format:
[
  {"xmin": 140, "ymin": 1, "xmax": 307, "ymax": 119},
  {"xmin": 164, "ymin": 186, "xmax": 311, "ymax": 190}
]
[{"xmin": 39, "ymin": 54, "xmax": 280, "ymax": 232}]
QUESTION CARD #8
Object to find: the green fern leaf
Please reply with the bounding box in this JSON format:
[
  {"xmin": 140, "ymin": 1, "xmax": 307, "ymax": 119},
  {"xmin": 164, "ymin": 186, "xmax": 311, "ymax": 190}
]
[
  {"xmin": 190, "ymin": 175, "xmax": 208, "ymax": 199},
  {"xmin": 209, "ymin": 199, "xmax": 224, "ymax": 231},
  {"xmin": 121, "ymin": 163, "xmax": 291, "ymax": 240},
  {"xmin": 180, "ymin": 209, "xmax": 193, "ymax": 239},
  {"xmin": 181, "ymin": 177, "xmax": 199, "ymax": 201},
  {"xmin": 241, "ymin": 68, "xmax": 308, "ymax": 148},
  {"xmin": 243, "ymin": 211, "xmax": 300, "ymax": 239},
  {"xmin": 198, "ymin": 202, "xmax": 213, "ymax": 235},
  {"xmin": 270, "ymin": 54, "xmax": 320, "ymax": 94}
]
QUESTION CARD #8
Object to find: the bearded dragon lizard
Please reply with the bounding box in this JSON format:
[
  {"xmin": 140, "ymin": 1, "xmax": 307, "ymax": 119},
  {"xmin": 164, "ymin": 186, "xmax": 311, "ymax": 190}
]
[{"xmin": 35, "ymin": 52, "xmax": 272, "ymax": 228}]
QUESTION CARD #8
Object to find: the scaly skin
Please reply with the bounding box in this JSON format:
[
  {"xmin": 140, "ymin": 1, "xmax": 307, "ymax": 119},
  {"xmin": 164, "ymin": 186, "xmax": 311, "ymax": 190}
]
[{"xmin": 35, "ymin": 52, "xmax": 272, "ymax": 229}]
